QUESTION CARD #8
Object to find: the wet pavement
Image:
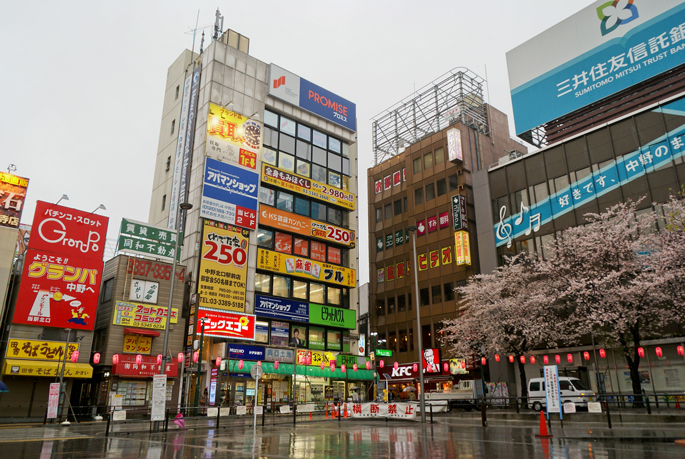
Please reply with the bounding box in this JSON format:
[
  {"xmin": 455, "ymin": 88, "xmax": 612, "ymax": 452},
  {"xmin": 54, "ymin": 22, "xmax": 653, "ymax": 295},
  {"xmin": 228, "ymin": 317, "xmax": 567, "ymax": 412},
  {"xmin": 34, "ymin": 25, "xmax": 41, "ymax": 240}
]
[{"xmin": 1, "ymin": 419, "xmax": 684, "ymax": 458}]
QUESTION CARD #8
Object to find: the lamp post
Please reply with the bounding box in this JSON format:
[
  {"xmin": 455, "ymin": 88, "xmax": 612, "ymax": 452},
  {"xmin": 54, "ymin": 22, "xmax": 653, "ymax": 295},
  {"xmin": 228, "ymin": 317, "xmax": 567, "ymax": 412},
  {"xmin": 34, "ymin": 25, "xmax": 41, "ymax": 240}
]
[
  {"xmin": 370, "ymin": 332, "xmax": 378, "ymax": 401},
  {"xmin": 407, "ymin": 225, "xmax": 426, "ymax": 423},
  {"xmin": 193, "ymin": 317, "xmax": 209, "ymax": 413},
  {"xmin": 57, "ymin": 329, "xmax": 72, "ymax": 423},
  {"xmin": 160, "ymin": 202, "xmax": 193, "ymax": 375}
]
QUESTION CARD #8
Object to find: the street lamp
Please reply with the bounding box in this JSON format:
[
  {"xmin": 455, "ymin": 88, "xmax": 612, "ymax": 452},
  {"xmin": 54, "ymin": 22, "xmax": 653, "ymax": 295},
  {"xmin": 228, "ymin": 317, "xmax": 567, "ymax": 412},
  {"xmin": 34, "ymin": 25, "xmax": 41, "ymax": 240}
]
[
  {"xmin": 193, "ymin": 317, "xmax": 209, "ymax": 413},
  {"xmin": 57, "ymin": 330, "xmax": 83, "ymax": 424},
  {"xmin": 407, "ymin": 224, "xmax": 426, "ymax": 423},
  {"xmin": 160, "ymin": 202, "xmax": 192, "ymax": 376}
]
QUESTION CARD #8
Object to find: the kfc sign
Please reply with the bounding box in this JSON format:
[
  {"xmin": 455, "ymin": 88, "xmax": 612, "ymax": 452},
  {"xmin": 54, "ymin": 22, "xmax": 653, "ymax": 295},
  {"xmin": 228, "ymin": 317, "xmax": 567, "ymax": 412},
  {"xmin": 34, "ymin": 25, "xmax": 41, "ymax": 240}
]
[{"xmin": 391, "ymin": 365, "xmax": 415, "ymax": 378}]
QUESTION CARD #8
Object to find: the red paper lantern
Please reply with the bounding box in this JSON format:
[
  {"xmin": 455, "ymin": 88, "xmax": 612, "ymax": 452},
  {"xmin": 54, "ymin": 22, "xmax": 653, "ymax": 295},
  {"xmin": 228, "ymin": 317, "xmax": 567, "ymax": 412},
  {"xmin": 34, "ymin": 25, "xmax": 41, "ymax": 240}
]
[
  {"xmin": 215, "ymin": 357, "xmax": 221, "ymax": 367},
  {"xmin": 638, "ymin": 347, "xmax": 645, "ymax": 358},
  {"xmin": 93, "ymin": 353, "xmax": 100, "ymax": 364},
  {"xmin": 71, "ymin": 351, "xmax": 79, "ymax": 363},
  {"xmin": 655, "ymin": 347, "xmax": 663, "ymax": 358},
  {"xmin": 495, "ymin": 354, "xmax": 500, "ymax": 362},
  {"xmin": 136, "ymin": 354, "xmax": 143, "ymax": 366},
  {"xmin": 321, "ymin": 362, "xmax": 325, "ymax": 370},
  {"xmin": 508, "ymin": 355, "xmax": 514, "ymax": 363},
  {"xmin": 257, "ymin": 361, "xmax": 262, "ymax": 366},
  {"xmin": 112, "ymin": 354, "xmax": 119, "ymax": 365},
  {"xmin": 238, "ymin": 359, "xmax": 243, "ymax": 369},
  {"xmin": 379, "ymin": 360, "xmax": 384, "ymax": 368},
  {"xmin": 393, "ymin": 361, "xmax": 399, "ymax": 370},
  {"xmin": 178, "ymin": 352, "xmax": 184, "ymax": 363},
  {"xmin": 274, "ymin": 361, "xmax": 279, "ymax": 370},
  {"xmin": 193, "ymin": 351, "xmax": 199, "ymax": 363},
  {"xmin": 157, "ymin": 354, "xmax": 163, "ymax": 365},
  {"xmin": 599, "ymin": 349, "xmax": 606, "ymax": 359},
  {"xmin": 330, "ymin": 362, "xmax": 335, "ymax": 372},
  {"xmin": 413, "ymin": 363, "xmax": 418, "ymax": 372},
  {"xmin": 481, "ymin": 357, "xmax": 486, "ymax": 366},
  {"xmin": 443, "ymin": 362, "xmax": 449, "ymax": 373},
  {"xmin": 530, "ymin": 356, "xmax": 536, "ymax": 365},
  {"xmin": 519, "ymin": 356, "xmax": 525, "ymax": 364},
  {"xmin": 555, "ymin": 355, "xmax": 561, "ymax": 364},
  {"xmin": 305, "ymin": 355, "xmax": 311, "ymax": 365},
  {"xmin": 341, "ymin": 364, "xmax": 346, "ymax": 373},
  {"xmin": 678, "ymin": 345, "xmax": 684, "ymax": 357},
  {"xmin": 567, "ymin": 354, "xmax": 573, "ymax": 363},
  {"xmin": 353, "ymin": 364, "xmax": 358, "ymax": 372},
  {"xmin": 583, "ymin": 352, "xmax": 590, "ymax": 361},
  {"xmin": 366, "ymin": 361, "xmax": 371, "ymax": 370},
  {"xmin": 543, "ymin": 356, "xmax": 549, "ymax": 365}
]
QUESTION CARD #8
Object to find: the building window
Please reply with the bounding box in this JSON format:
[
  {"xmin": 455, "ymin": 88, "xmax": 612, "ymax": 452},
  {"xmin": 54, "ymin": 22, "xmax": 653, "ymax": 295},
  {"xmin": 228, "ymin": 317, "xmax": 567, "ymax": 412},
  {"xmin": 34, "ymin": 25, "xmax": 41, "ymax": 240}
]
[
  {"xmin": 420, "ymin": 288, "xmax": 429, "ymax": 306},
  {"xmin": 444, "ymin": 282, "xmax": 455, "ymax": 302},
  {"xmin": 409, "ymin": 328, "xmax": 414, "ymax": 351},
  {"xmin": 171, "ymin": 119, "xmax": 175, "ymax": 135},
  {"xmin": 277, "ymin": 191, "xmax": 294, "ymax": 212},
  {"xmin": 437, "ymin": 179, "xmax": 447, "ymax": 197},
  {"xmin": 408, "ymin": 291, "xmax": 412, "ymax": 310},
  {"xmin": 432, "ymin": 285, "xmax": 442, "ymax": 304},
  {"xmin": 257, "ymin": 229, "xmax": 273, "ymax": 248},
  {"xmin": 259, "ymin": 188, "xmax": 275, "ymax": 206},
  {"xmin": 387, "ymin": 296, "xmax": 395, "ymax": 314},
  {"xmin": 175, "ymin": 85, "xmax": 180, "ymax": 100},
  {"xmin": 376, "ymin": 237, "xmax": 383, "ymax": 252},
  {"xmin": 415, "ymin": 188, "xmax": 424, "ymax": 205},
  {"xmin": 311, "ymin": 201, "xmax": 327, "ymax": 221},
  {"xmin": 435, "ymin": 147, "xmax": 444, "ymax": 164},
  {"xmin": 255, "ymin": 274, "xmax": 271, "ymax": 294},
  {"xmin": 311, "ymin": 241, "xmax": 326, "ymax": 262},
  {"xmin": 456, "ymin": 280, "xmax": 467, "ymax": 299},
  {"xmin": 376, "ymin": 207, "xmax": 383, "ymax": 222},
  {"xmin": 389, "ymin": 330, "xmax": 397, "ymax": 353},
  {"xmin": 397, "ymin": 294, "xmax": 406, "ymax": 312},
  {"xmin": 161, "ymin": 195, "xmax": 166, "ymax": 211},
  {"xmin": 293, "ymin": 280, "xmax": 308, "ymax": 300},
  {"xmin": 424, "ymin": 153, "xmax": 433, "ymax": 170},
  {"xmin": 295, "ymin": 197, "xmax": 309, "ymax": 217},
  {"xmin": 165, "ymin": 156, "xmax": 171, "ymax": 172},
  {"xmin": 384, "ymin": 204, "xmax": 392, "ymax": 220},
  {"xmin": 394, "ymin": 200, "xmax": 402, "ymax": 216},
  {"xmin": 403, "ymin": 197, "xmax": 407, "ymax": 212},
  {"xmin": 376, "ymin": 298, "xmax": 385, "ymax": 316},
  {"xmin": 272, "ymin": 275, "xmax": 291, "ymax": 297},
  {"xmin": 413, "ymin": 158, "xmax": 422, "ymax": 174},
  {"xmin": 328, "ymin": 287, "xmax": 341, "ymax": 305},
  {"xmin": 274, "ymin": 232, "xmax": 292, "ymax": 254},
  {"xmin": 101, "ymin": 278, "xmax": 114, "ymax": 302},
  {"xmin": 422, "ymin": 324, "xmax": 432, "ymax": 349},
  {"xmin": 449, "ymin": 174, "xmax": 459, "ymax": 191},
  {"xmin": 328, "ymin": 207, "xmax": 342, "ymax": 226},
  {"xmin": 399, "ymin": 329, "xmax": 408, "ymax": 353},
  {"xmin": 425, "ymin": 183, "xmax": 435, "ymax": 201},
  {"xmin": 310, "ymin": 283, "xmax": 325, "ymax": 303}
]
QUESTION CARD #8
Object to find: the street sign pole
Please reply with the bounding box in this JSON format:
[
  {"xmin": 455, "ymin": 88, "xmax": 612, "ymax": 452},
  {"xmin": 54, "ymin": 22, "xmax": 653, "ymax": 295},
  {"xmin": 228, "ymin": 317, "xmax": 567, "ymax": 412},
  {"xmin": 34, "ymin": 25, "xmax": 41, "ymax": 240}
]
[{"xmin": 250, "ymin": 364, "xmax": 263, "ymax": 430}]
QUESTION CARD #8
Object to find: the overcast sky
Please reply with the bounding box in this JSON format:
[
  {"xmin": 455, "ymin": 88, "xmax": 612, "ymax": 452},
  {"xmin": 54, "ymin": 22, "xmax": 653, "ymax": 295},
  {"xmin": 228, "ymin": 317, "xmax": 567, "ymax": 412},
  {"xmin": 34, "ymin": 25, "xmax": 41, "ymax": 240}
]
[{"xmin": 2, "ymin": 0, "xmax": 594, "ymax": 283}]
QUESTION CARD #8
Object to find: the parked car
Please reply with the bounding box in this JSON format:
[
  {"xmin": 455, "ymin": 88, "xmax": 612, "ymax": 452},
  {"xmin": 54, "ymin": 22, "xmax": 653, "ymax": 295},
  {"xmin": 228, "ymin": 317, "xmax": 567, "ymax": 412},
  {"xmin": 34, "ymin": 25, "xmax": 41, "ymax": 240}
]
[
  {"xmin": 425, "ymin": 379, "xmax": 487, "ymax": 411},
  {"xmin": 527, "ymin": 377, "xmax": 595, "ymax": 411}
]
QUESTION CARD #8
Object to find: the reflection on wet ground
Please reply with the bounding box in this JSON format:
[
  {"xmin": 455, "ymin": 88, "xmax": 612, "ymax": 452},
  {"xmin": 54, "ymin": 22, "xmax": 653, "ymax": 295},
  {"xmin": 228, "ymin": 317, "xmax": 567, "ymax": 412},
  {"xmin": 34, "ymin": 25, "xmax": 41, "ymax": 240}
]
[{"xmin": 2, "ymin": 420, "xmax": 685, "ymax": 458}]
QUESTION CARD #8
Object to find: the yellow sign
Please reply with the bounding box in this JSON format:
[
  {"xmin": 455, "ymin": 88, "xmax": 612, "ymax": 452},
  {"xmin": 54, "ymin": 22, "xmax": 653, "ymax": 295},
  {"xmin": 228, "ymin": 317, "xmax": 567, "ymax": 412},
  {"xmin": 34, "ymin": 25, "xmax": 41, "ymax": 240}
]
[
  {"xmin": 455, "ymin": 231, "xmax": 472, "ymax": 265},
  {"xmin": 123, "ymin": 334, "xmax": 152, "ymax": 354},
  {"xmin": 206, "ymin": 103, "xmax": 262, "ymax": 170},
  {"xmin": 113, "ymin": 301, "xmax": 178, "ymax": 330},
  {"xmin": 297, "ymin": 349, "xmax": 337, "ymax": 366},
  {"xmin": 261, "ymin": 164, "xmax": 355, "ymax": 210},
  {"xmin": 416, "ymin": 246, "xmax": 455, "ymax": 272},
  {"xmin": 6, "ymin": 339, "xmax": 79, "ymax": 361},
  {"xmin": 257, "ymin": 248, "xmax": 355, "ymax": 288},
  {"xmin": 3, "ymin": 359, "xmax": 93, "ymax": 378},
  {"xmin": 198, "ymin": 220, "xmax": 250, "ymax": 312}
]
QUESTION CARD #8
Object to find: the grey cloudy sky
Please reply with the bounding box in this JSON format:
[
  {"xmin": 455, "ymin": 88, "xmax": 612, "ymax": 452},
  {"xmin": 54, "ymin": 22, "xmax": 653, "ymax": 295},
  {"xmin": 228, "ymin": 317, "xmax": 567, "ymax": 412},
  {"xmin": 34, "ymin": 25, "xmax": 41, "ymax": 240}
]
[{"xmin": 1, "ymin": 1, "xmax": 593, "ymax": 283}]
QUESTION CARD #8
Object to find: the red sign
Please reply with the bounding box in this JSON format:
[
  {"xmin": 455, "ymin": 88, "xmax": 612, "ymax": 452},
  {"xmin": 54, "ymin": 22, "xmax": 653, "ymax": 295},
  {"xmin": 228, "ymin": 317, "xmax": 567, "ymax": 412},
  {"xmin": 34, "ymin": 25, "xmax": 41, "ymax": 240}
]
[
  {"xmin": 13, "ymin": 249, "xmax": 102, "ymax": 330},
  {"xmin": 112, "ymin": 354, "xmax": 178, "ymax": 377},
  {"xmin": 383, "ymin": 175, "xmax": 391, "ymax": 190},
  {"xmin": 238, "ymin": 149, "xmax": 257, "ymax": 170},
  {"xmin": 427, "ymin": 216, "xmax": 438, "ymax": 233},
  {"xmin": 375, "ymin": 180, "xmax": 382, "ymax": 194},
  {"xmin": 417, "ymin": 220, "xmax": 426, "ymax": 236},
  {"xmin": 197, "ymin": 307, "xmax": 256, "ymax": 340},
  {"xmin": 422, "ymin": 348, "xmax": 442, "ymax": 374},
  {"xmin": 439, "ymin": 211, "xmax": 450, "ymax": 229},
  {"xmin": 393, "ymin": 171, "xmax": 401, "ymax": 186},
  {"xmin": 29, "ymin": 201, "xmax": 108, "ymax": 261}
]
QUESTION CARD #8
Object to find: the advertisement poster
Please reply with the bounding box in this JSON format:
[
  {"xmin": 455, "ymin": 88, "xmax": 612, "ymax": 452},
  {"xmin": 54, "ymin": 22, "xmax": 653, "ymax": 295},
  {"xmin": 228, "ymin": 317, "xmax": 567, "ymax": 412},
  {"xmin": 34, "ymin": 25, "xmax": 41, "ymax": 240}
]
[
  {"xmin": 197, "ymin": 307, "xmax": 256, "ymax": 341},
  {"xmin": 421, "ymin": 348, "xmax": 441, "ymax": 374},
  {"xmin": 6, "ymin": 339, "xmax": 79, "ymax": 361},
  {"xmin": 350, "ymin": 402, "xmax": 417, "ymax": 420},
  {"xmin": 15, "ymin": 224, "xmax": 31, "ymax": 257},
  {"xmin": 112, "ymin": 301, "xmax": 178, "ymax": 330},
  {"xmin": 270, "ymin": 321, "xmax": 289, "ymax": 347},
  {"xmin": 297, "ymin": 349, "xmax": 337, "ymax": 366},
  {"xmin": 198, "ymin": 221, "xmax": 250, "ymax": 312},
  {"xmin": 205, "ymin": 103, "xmax": 263, "ymax": 170},
  {"xmin": 151, "ymin": 374, "xmax": 167, "ymax": 421},
  {"xmin": 261, "ymin": 164, "xmax": 355, "ymax": 211},
  {"xmin": 0, "ymin": 172, "xmax": 29, "ymax": 229},
  {"xmin": 544, "ymin": 365, "xmax": 561, "ymax": 416},
  {"xmin": 455, "ymin": 231, "xmax": 472, "ymax": 265},
  {"xmin": 129, "ymin": 279, "xmax": 159, "ymax": 304},
  {"xmin": 375, "ymin": 180, "xmax": 382, "ymax": 194},
  {"xmin": 200, "ymin": 157, "xmax": 259, "ymax": 230},
  {"xmin": 255, "ymin": 295, "xmax": 308, "ymax": 322},
  {"xmin": 449, "ymin": 359, "xmax": 468, "ymax": 375},
  {"xmin": 259, "ymin": 205, "xmax": 355, "ymax": 247},
  {"xmin": 47, "ymin": 382, "xmax": 60, "ymax": 419},
  {"xmin": 256, "ymin": 248, "xmax": 355, "ymax": 287}
]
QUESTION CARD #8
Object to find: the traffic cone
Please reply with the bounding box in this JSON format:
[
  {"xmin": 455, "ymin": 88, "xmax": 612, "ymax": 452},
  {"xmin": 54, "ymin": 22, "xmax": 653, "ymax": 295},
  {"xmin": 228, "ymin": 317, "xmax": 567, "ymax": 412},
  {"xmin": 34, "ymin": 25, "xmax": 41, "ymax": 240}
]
[
  {"xmin": 676, "ymin": 399, "xmax": 681, "ymax": 409},
  {"xmin": 343, "ymin": 403, "xmax": 348, "ymax": 418},
  {"xmin": 334, "ymin": 404, "xmax": 338, "ymax": 417},
  {"xmin": 326, "ymin": 406, "xmax": 329, "ymax": 418},
  {"xmin": 535, "ymin": 410, "xmax": 552, "ymax": 438},
  {"xmin": 309, "ymin": 411, "xmax": 313, "ymax": 420}
]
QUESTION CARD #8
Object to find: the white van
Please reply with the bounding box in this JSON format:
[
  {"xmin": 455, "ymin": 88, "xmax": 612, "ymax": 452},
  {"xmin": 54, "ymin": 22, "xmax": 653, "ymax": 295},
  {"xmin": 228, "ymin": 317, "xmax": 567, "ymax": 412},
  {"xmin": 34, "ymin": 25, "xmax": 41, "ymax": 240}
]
[{"xmin": 527, "ymin": 377, "xmax": 595, "ymax": 411}]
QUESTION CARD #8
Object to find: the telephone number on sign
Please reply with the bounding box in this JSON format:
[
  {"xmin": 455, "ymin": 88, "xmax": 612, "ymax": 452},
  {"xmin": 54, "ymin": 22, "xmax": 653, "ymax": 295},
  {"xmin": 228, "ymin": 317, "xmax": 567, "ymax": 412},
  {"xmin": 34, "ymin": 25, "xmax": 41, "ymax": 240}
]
[{"xmin": 200, "ymin": 297, "xmax": 244, "ymax": 309}]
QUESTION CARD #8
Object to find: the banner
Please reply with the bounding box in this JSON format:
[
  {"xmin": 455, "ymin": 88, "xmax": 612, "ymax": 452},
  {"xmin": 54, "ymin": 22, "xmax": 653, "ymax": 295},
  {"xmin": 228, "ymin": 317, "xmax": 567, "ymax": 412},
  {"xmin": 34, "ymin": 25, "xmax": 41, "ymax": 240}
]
[
  {"xmin": 350, "ymin": 402, "xmax": 417, "ymax": 420},
  {"xmin": 13, "ymin": 249, "xmax": 102, "ymax": 330},
  {"xmin": 0, "ymin": 172, "xmax": 29, "ymax": 228},
  {"xmin": 455, "ymin": 231, "xmax": 471, "ymax": 265},
  {"xmin": 257, "ymin": 248, "xmax": 355, "ymax": 287},
  {"xmin": 452, "ymin": 195, "xmax": 467, "ymax": 231},
  {"xmin": 205, "ymin": 103, "xmax": 262, "ymax": 170},
  {"xmin": 6, "ymin": 339, "xmax": 79, "ymax": 361},
  {"xmin": 198, "ymin": 221, "xmax": 250, "ymax": 312},
  {"xmin": 200, "ymin": 157, "xmax": 259, "ymax": 230},
  {"xmin": 197, "ymin": 307, "xmax": 256, "ymax": 341},
  {"xmin": 177, "ymin": 64, "xmax": 201, "ymax": 233},
  {"xmin": 168, "ymin": 70, "xmax": 193, "ymax": 230},
  {"xmin": 112, "ymin": 301, "xmax": 178, "ymax": 330},
  {"xmin": 259, "ymin": 205, "xmax": 355, "ymax": 247},
  {"xmin": 261, "ymin": 164, "xmax": 355, "ymax": 210}
]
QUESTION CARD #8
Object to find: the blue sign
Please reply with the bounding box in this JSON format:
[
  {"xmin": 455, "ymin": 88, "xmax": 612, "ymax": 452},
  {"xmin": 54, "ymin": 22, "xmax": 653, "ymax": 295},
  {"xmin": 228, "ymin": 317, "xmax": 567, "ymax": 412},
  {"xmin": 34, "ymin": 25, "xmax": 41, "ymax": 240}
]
[
  {"xmin": 226, "ymin": 343, "xmax": 265, "ymax": 361},
  {"xmin": 495, "ymin": 97, "xmax": 685, "ymax": 247},
  {"xmin": 255, "ymin": 294, "xmax": 309, "ymax": 323},
  {"xmin": 512, "ymin": 4, "xmax": 685, "ymax": 134},
  {"xmin": 299, "ymin": 79, "xmax": 356, "ymax": 131},
  {"xmin": 200, "ymin": 157, "xmax": 260, "ymax": 229}
]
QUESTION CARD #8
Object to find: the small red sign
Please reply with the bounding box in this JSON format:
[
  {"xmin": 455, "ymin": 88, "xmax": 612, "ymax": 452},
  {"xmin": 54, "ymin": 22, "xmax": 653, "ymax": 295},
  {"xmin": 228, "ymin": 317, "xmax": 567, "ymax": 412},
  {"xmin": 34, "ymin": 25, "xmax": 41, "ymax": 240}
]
[
  {"xmin": 238, "ymin": 149, "xmax": 257, "ymax": 170},
  {"xmin": 235, "ymin": 205, "xmax": 257, "ymax": 230},
  {"xmin": 113, "ymin": 355, "xmax": 178, "ymax": 377},
  {"xmin": 427, "ymin": 216, "xmax": 438, "ymax": 233},
  {"xmin": 439, "ymin": 211, "xmax": 450, "ymax": 229},
  {"xmin": 197, "ymin": 307, "xmax": 256, "ymax": 340},
  {"xmin": 417, "ymin": 220, "xmax": 426, "ymax": 236}
]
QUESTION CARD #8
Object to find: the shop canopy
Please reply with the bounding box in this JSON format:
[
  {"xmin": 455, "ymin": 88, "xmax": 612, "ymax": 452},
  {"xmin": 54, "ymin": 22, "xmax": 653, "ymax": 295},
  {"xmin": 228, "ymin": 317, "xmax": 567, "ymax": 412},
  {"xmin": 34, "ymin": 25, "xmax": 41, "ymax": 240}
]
[
  {"xmin": 3, "ymin": 359, "xmax": 93, "ymax": 378},
  {"xmin": 227, "ymin": 360, "xmax": 374, "ymax": 381}
]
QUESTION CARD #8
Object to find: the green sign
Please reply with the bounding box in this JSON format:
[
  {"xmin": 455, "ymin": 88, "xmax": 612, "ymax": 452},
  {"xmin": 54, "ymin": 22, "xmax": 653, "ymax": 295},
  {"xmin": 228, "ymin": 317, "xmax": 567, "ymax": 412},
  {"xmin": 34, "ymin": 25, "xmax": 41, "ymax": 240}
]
[
  {"xmin": 394, "ymin": 230, "xmax": 403, "ymax": 246},
  {"xmin": 385, "ymin": 234, "xmax": 393, "ymax": 249},
  {"xmin": 118, "ymin": 235, "xmax": 180, "ymax": 261},
  {"xmin": 118, "ymin": 218, "xmax": 181, "ymax": 261},
  {"xmin": 338, "ymin": 354, "xmax": 357, "ymax": 367},
  {"xmin": 376, "ymin": 349, "xmax": 393, "ymax": 357},
  {"xmin": 120, "ymin": 218, "xmax": 180, "ymax": 243},
  {"xmin": 309, "ymin": 303, "xmax": 356, "ymax": 329}
]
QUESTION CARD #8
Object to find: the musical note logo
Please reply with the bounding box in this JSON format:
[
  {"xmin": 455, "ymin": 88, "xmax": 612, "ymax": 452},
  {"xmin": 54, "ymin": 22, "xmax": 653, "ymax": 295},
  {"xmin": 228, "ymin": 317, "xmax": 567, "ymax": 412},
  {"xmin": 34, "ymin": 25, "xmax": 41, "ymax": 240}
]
[
  {"xmin": 527, "ymin": 213, "xmax": 541, "ymax": 236},
  {"xmin": 514, "ymin": 202, "xmax": 529, "ymax": 226},
  {"xmin": 496, "ymin": 206, "xmax": 513, "ymax": 248}
]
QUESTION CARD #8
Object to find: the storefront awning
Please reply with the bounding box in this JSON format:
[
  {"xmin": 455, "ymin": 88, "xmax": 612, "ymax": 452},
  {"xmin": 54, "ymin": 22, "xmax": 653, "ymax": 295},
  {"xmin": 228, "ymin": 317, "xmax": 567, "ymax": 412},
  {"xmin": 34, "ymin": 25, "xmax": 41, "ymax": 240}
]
[
  {"xmin": 227, "ymin": 360, "xmax": 375, "ymax": 381},
  {"xmin": 3, "ymin": 359, "xmax": 93, "ymax": 378},
  {"xmin": 123, "ymin": 328, "xmax": 160, "ymax": 337}
]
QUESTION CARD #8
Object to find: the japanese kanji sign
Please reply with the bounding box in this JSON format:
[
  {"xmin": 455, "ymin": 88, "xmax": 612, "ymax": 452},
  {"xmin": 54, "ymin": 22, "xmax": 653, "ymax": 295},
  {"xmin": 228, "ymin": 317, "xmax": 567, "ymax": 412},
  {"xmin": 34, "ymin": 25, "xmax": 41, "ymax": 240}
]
[
  {"xmin": 13, "ymin": 249, "xmax": 103, "ymax": 330},
  {"xmin": 3, "ymin": 360, "xmax": 93, "ymax": 378},
  {"xmin": 349, "ymin": 402, "xmax": 417, "ymax": 420},
  {"xmin": 309, "ymin": 303, "xmax": 356, "ymax": 329},
  {"xmin": 112, "ymin": 301, "xmax": 178, "ymax": 330},
  {"xmin": 261, "ymin": 164, "xmax": 355, "ymax": 211},
  {"xmin": 256, "ymin": 248, "xmax": 355, "ymax": 287},
  {"xmin": 118, "ymin": 218, "xmax": 180, "ymax": 261},
  {"xmin": 259, "ymin": 205, "xmax": 355, "ymax": 248},
  {"xmin": 205, "ymin": 103, "xmax": 262, "ymax": 171},
  {"xmin": 198, "ymin": 220, "xmax": 250, "ymax": 312},
  {"xmin": 112, "ymin": 354, "xmax": 177, "ymax": 377},
  {"xmin": 123, "ymin": 334, "xmax": 152, "ymax": 354},
  {"xmin": 452, "ymin": 195, "xmax": 467, "ymax": 231},
  {"xmin": 6, "ymin": 339, "xmax": 79, "ymax": 361},
  {"xmin": 0, "ymin": 172, "xmax": 29, "ymax": 228},
  {"xmin": 296, "ymin": 349, "xmax": 338, "ymax": 366},
  {"xmin": 455, "ymin": 231, "xmax": 471, "ymax": 266},
  {"xmin": 201, "ymin": 157, "xmax": 260, "ymax": 230},
  {"xmin": 197, "ymin": 307, "xmax": 256, "ymax": 340}
]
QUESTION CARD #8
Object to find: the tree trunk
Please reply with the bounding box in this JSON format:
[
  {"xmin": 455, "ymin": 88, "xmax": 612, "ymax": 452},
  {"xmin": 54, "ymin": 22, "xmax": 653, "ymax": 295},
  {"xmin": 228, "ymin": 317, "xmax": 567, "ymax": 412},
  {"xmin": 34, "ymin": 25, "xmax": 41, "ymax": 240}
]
[
  {"xmin": 625, "ymin": 349, "xmax": 643, "ymax": 407},
  {"xmin": 518, "ymin": 360, "xmax": 528, "ymax": 401}
]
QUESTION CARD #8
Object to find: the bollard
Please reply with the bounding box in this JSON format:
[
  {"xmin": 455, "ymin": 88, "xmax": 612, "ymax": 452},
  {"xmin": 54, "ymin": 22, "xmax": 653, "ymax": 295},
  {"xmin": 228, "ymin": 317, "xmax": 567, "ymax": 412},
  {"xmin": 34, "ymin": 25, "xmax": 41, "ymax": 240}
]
[
  {"xmin": 262, "ymin": 405, "xmax": 266, "ymax": 427},
  {"xmin": 646, "ymin": 394, "xmax": 652, "ymax": 415},
  {"xmin": 217, "ymin": 405, "xmax": 220, "ymax": 429},
  {"xmin": 293, "ymin": 403, "xmax": 296, "ymax": 426},
  {"xmin": 430, "ymin": 403, "xmax": 433, "ymax": 424},
  {"xmin": 481, "ymin": 396, "xmax": 487, "ymax": 427},
  {"xmin": 165, "ymin": 408, "xmax": 169, "ymax": 432},
  {"xmin": 604, "ymin": 395, "xmax": 612, "ymax": 429},
  {"xmin": 106, "ymin": 411, "xmax": 111, "ymax": 437},
  {"xmin": 515, "ymin": 397, "xmax": 520, "ymax": 414}
]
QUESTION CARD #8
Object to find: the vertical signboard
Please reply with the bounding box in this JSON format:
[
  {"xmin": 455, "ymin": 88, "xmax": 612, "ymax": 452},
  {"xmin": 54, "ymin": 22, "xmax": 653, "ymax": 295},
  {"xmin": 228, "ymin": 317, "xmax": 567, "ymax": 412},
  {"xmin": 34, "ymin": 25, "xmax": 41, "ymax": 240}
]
[
  {"xmin": 544, "ymin": 365, "xmax": 562, "ymax": 418},
  {"xmin": 168, "ymin": 71, "xmax": 193, "ymax": 230},
  {"xmin": 47, "ymin": 382, "xmax": 60, "ymax": 419},
  {"xmin": 151, "ymin": 374, "xmax": 167, "ymax": 421},
  {"xmin": 0, "ymin": 172, "xmax": 29, "ymax": 228},
  {"xmin": 177, "ymin": 65, "xmax": 202, "ymax": 232},
  {"xmin": 446, "ymin": 128, "xmax": 463, "ymax": 162},
  {"xmin": 452, "ymin": 195, "xmax": 467, "ymax": 231},
  {"xmin": 454, "ymin": 231, "xmax": 472, "ymax": 266},
  {"xmin": 200, "ymin": 157, "xmax": 259, "ymax": 230}
]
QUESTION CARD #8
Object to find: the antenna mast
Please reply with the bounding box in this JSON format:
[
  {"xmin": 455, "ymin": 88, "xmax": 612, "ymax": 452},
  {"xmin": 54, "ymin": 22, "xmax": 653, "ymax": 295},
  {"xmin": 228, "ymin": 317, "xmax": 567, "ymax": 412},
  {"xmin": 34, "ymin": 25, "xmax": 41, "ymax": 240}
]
[{"xmin": 213, "ymin": 8, "xmax": 224, "ymax": 40}]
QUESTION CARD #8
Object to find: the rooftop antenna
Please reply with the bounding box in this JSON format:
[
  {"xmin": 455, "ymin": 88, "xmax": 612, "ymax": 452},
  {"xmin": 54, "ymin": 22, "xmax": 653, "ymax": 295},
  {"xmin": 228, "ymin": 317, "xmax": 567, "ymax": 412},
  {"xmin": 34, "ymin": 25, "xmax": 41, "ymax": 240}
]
[
  {"xmin": 213, "ymin": 8, "xmax": 224, "ymax": 40},
  {"xmin": 7, "ymin": 164, "xmax": 16, "ymax": 174},
  {"xmin": 200, "ymin": 31, "xmax": 205, "ymax": 54},
  {"xmin": 190, "ymin": 10, "xmax": 200, "ymax": 57}
]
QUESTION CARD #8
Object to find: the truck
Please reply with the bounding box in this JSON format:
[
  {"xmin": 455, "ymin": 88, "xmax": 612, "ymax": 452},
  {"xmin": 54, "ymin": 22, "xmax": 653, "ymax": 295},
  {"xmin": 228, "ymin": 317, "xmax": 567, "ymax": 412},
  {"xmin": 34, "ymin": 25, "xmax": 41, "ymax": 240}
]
[{"xmin": 424, "ymin": 379, "xmax": 487, "ymax": 411}]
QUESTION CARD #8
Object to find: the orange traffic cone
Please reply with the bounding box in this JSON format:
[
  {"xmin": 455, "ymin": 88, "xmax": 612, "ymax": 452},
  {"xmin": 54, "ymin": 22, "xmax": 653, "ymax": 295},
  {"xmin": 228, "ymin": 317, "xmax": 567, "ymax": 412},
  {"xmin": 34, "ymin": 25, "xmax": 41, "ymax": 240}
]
[
  {"xmin": 334, "ymin": 404, "xmax": 338, "ymax": 417},
  {"xmin": 309, "ymin": 411, "xmax": 313, "ymax": 420},
  {"xmin": 325, "ymin": 406, "xmax": 329, "ymax": 418},
  {"xmin": 343, "ymin": 403, "xmax": 348, "ymax": 418},
  {"xmin": 535, "ymin": 410, "xmax": 552, "ymax": 438}
]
